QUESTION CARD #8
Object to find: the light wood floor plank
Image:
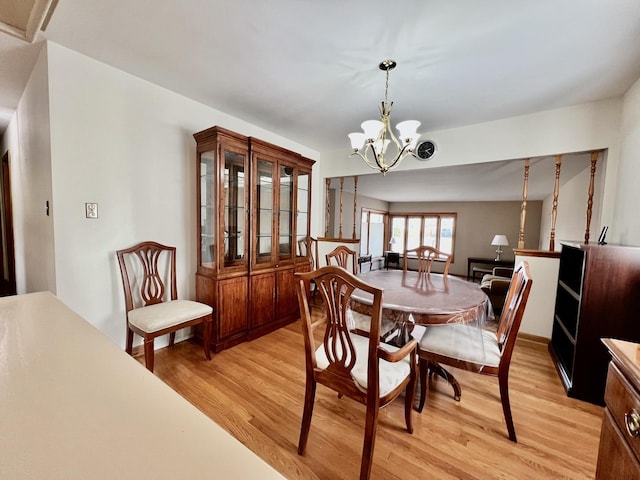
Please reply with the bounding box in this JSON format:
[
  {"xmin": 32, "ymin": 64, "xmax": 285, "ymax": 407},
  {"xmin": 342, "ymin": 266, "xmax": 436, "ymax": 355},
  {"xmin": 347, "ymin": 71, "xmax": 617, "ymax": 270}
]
[{"xmin": 146, "ymin": 318, "xmax": 603, "ymax": 480}]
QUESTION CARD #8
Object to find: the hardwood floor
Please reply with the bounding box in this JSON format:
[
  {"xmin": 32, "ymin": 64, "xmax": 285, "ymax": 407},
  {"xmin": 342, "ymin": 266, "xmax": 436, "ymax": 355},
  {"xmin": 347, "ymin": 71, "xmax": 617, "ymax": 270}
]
[{"xmin": 145, "ymin": 318, "xmax": 603, "ymax": 479}]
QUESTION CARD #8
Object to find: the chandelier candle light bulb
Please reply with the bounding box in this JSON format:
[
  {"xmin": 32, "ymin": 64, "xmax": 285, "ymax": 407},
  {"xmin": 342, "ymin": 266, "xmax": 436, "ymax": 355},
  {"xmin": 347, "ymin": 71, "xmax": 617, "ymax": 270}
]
[{"xmin": 348, "ymin": 59, "xmax": 420, "ymax": 175}]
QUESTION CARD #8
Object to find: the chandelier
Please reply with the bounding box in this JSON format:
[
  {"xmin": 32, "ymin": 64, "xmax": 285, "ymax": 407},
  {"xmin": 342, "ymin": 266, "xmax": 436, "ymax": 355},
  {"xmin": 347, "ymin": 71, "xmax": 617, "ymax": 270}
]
[{"xmin": 348, "ymin": 59, "xmax": 420, "ymax": 175}]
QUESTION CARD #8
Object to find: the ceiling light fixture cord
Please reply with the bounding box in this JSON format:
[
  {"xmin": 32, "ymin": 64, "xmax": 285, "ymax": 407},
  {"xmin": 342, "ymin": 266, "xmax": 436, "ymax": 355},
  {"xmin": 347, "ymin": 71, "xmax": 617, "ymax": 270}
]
[{"xmin": 348, "ymin": 59, "xmax": 421, "ymax": 175}]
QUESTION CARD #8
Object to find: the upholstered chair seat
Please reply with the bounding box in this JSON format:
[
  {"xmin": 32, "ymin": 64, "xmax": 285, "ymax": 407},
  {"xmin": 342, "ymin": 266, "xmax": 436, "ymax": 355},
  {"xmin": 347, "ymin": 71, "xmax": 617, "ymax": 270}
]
[
  {"xmin": 128, "ymin": 300, "xmax": 213, "ymax": 333},
  {"xmin": 316, "ymin": 332, "xmax": 412, "ymax": 396},
  {"xmin": 419, "ymin": 324, "xmax": 501, "ymax": 368}
]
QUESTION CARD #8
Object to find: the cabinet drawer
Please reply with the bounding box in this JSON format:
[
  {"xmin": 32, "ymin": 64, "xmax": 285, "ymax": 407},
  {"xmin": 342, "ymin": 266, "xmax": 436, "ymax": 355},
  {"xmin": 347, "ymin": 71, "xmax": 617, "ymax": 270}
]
[
  {"xmin": 604, "ymin": 362, "xmax": 640, "ymax": 463},
  {"xmin": 596, "ymin": 410, "xmax": 640, "ymax": 479}
]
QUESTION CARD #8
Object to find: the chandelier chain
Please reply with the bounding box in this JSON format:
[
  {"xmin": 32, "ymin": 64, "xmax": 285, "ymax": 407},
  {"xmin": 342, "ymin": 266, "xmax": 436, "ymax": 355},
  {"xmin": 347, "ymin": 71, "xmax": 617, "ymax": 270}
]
[{"xmin": 384, "ymin": 68, "xmax": 390, "ymax": 106}]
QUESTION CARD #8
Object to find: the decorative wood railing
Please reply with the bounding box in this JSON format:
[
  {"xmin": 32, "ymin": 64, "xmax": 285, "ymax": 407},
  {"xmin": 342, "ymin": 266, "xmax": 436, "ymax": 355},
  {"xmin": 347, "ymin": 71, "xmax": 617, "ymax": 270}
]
[{"xmin": 323, "ymin": 149, "xmax": 603, "ymax": 252}]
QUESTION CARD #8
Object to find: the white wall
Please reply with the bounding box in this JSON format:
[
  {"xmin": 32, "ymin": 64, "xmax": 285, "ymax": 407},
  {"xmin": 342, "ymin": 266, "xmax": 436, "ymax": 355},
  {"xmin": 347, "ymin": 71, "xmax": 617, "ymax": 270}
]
[
  {"xmin": 317, "ymin": 99, "xmax": 623, "ymax": 239},
  {"xmin": 4, "ymin": 44, "xmax": 55, "ymax": 295},
  {"xmin": 514, "ymin": 254, "xmax": 560, "ymax": 338},
  {"xmin": 9, "ymin": 39, "xmax": 640, "ymax": 350},
  {"xmin": 20, "ymin": 41, "xmax": 319, "ymax": 348},
  {"xmin": 612, "ymin": 76, "xmax": 640, "ymax": 246}
]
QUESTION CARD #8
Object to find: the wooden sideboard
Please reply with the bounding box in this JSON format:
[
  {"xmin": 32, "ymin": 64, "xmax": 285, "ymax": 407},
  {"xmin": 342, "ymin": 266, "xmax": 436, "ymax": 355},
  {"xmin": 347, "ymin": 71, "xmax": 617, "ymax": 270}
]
[{"xmin": 596, "ymin": 339, "xmax": 640, "ymax": 478}]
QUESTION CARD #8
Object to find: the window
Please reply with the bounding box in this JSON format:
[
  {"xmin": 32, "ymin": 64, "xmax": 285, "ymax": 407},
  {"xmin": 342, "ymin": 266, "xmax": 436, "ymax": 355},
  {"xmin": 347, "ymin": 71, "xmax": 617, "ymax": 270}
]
[
  {"xmin": 389, "ymin": 213, "xmax": 457, "ymax": 257},
  {"xmin": 360, "ymin": 208, "xmax": 387, "ymax": 257}
]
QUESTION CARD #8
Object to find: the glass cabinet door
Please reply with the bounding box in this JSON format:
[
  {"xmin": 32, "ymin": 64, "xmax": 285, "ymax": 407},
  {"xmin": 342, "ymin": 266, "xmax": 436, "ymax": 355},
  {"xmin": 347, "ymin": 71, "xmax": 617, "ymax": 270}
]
[
  {"xmin": 296, "ymin": 170, "xmax": 310, "ymax": 259},
  {"xmin": 199, "ymin": 150, "xmax": 216, "ymax": 270},
  {"xmin": 222, "ymin": 148, "xmax": 247, "ymax": 268},
  {"xmin": 278, "ymin": 165, "xmax": 294, "ymax": 262},
  {"xmin": 255, "ymin": 158, "xmax": 275, "ymax": 265}
]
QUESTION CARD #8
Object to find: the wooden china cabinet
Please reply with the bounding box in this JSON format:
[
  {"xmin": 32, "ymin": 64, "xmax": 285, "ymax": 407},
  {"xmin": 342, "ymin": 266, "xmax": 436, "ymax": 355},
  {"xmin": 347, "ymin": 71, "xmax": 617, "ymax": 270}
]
[{"xmin": 194, "ymin": 126, "xmax": 314, "ymax": 352}]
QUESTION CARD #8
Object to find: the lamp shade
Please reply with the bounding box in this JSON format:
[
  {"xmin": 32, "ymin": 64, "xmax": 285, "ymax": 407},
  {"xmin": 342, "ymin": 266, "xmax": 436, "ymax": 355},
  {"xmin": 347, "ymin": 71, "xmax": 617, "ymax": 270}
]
[
  {"xmin": 491, "ymin": 234, "xmax": 509, "ymax": 247},
  {"xmin": 361, "ymin": 120, "xmax": 384, "ymax": 140},
  {"xmin": 348, "ymin": 132, "xmax": 366, "ymax": 150}
]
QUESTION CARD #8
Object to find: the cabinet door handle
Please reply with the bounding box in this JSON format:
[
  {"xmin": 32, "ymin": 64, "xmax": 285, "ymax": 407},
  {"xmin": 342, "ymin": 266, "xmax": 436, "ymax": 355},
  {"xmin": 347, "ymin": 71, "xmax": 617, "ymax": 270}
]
[{"xmin": 624, "ymin": 409, "xmax": 640, "ymax": 437}]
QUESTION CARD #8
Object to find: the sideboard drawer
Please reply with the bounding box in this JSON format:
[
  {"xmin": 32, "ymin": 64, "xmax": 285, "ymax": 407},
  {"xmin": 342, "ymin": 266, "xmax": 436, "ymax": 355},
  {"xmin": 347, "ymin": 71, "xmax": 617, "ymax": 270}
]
[{"xmin": 604, "ymin": 362, "xmax": 640, "ymax": 463}]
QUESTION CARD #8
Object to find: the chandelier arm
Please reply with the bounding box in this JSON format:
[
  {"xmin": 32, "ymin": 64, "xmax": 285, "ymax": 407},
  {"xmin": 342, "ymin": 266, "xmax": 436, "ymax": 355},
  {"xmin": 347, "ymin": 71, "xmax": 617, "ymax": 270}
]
[
  {"xmin": 387, "ymin": 143, "xmax": 420, "ymax": 172},
  {"xmin": 349, "ymin": 150, "xmax": 381, "ymax": 171},
  {"xmin": 365, "ymin": 142, "xmax": 386, "ymax": 171},
  {"xmin": 385, "ymin": 145, "xmax": 409, "ymax": 172}
]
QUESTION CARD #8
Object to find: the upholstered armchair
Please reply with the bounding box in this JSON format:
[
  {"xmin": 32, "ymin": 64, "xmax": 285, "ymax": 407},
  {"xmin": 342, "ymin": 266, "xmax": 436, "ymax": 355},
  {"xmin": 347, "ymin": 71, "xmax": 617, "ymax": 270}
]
[{"xmin": 480, "ymin": 267, "xmax": 514, "ymax": 314}]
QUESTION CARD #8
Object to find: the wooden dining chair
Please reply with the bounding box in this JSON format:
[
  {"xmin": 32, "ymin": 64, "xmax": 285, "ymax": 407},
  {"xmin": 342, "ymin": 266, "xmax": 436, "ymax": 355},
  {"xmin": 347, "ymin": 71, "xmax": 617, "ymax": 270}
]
[
  {"xmin": 403, "ymin": 246, "xmax": 452, "ymax": 276},
  {"xmin": 295, "ymin": 266, "xmax": 417, "ymax": 480},
  {"xmin": 416, "ymin": 261, "xmax": 532, "ymax": 441},
  {"xmin": 116, "ymin": 241, "xmax": 213, "ymax": 372},
  {"xmin": 326, "ymin": 245, "xmax": 358, "ymax": 274},
  {"xmin": 298, "ymin": 236, "xmax": 319, "ymax": 296},
  {"xmin": 297, "ymin": 236, "xmax": 319, "ymax": 268}
]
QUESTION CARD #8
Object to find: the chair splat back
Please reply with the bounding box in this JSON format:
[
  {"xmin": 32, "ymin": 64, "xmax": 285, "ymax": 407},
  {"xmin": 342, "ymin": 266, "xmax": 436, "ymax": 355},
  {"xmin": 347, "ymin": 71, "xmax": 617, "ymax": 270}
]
[
  {"xmin": 298, "ymin": 236, "xmax": 319, "ymax": 270},
  {"xmin": 134, "ymin": 244, "xmax": 177, "ymax": 307},
  {"xmin": 326, "ymin": 245, "xmax": 358, "ymax": 275},
  {"xmin": 403, "ymin": 246, "xmax": 452, "ymax": 276},
  {"xmin": 316, "ymin": 274, "xmax": 363, "ymax": 376}
]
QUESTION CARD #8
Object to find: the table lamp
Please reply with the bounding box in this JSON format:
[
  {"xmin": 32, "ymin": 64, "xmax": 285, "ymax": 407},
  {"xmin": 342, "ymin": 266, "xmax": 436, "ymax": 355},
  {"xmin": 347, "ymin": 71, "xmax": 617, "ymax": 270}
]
[{"xmin": 491, "ymin": 234, "xmax": 509, "ymax": 261}]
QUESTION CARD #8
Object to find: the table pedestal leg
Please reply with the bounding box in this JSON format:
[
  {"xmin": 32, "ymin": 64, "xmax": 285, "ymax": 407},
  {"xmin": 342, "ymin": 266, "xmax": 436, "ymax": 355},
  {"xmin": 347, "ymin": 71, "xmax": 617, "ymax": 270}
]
[{"xmin": 429, "ymin": 361, "xmax": 461, "ymax": 401}]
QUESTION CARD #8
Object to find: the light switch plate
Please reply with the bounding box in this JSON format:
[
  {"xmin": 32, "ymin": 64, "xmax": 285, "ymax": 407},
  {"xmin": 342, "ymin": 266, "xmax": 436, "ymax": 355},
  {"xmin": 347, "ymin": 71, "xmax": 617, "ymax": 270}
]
[{"xmin": 85, "ymin": 203, "xmax": 98, "ymax": 219}]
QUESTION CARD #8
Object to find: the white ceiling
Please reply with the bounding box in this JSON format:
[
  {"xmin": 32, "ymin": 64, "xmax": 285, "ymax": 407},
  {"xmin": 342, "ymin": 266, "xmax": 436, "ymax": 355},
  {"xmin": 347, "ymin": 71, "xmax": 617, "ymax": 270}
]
[{"xmin": 0, "ymin": 0, "xmax": 639, "ymax": 200}]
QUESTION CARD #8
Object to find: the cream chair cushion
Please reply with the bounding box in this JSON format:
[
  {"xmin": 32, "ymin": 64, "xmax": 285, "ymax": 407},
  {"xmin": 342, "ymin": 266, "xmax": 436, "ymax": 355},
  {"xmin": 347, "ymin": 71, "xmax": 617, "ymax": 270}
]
[
  {"xmin": 315, "ymin": 333, "xmax": 411, "ymax": 397},
  {"xmin": 128, "ymin": 300, "xmax": 213, "ymax": 333},
  {"xmin": 419, "ymin": 324, "xmax": 501, "ymax": 367}
]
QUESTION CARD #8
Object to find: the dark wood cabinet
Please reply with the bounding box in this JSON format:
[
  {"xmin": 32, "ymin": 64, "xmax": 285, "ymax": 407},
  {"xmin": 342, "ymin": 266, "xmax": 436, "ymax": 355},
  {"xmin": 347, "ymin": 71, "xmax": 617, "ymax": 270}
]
[
  {"xmin": 596, "ymin": 339, "xmax": 640, "ymax": 479},
  {"xmin": 549, "ymin": 243, "xmax": 640, "ymax": 405},
  {"xmin": 194, "ymin": 126, "xmax": 314, "ymax": 352}
]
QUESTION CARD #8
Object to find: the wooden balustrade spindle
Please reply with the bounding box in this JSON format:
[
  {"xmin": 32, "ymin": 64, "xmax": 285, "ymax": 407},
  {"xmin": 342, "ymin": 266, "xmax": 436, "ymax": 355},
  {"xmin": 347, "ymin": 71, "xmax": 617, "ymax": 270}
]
[
  {"xmin": 584, "ymin": 151, "xmax": 599, "ymax": 244},
  {"xmin": 339, "ymin": 177, "xmax": 344, "ymax": 239},
  {"xmin": 353, "ymin": 176, "xmax": 358, "ymax": 240},
  {"xmin": 325, "ymin": 178, "xmax": 331, "ymax": 237},
  {"xmin": 518, "ymin": 159, "xmax": 530, "ymax": 249},
  {"xmin": 549, "ymin": 154, "xmax": 563, "ymax": 251}
]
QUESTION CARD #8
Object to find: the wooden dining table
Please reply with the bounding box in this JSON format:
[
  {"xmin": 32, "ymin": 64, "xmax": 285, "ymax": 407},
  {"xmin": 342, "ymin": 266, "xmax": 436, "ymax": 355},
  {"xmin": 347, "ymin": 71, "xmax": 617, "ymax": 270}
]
[
  {"xmin": 351, "ymin": 269, "xmax": 493, "ymax": 326},
  {"xmin": 350, "ymin": 269, "xmax": 494, "ymax": 400}
]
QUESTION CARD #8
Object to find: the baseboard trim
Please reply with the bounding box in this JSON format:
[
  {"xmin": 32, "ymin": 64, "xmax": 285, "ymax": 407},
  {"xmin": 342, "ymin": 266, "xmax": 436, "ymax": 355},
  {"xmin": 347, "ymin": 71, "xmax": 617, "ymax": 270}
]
[
  {"xmin": 131, "ymin": 344, "xmax": 144, "ymax": 358},
  {"xmin": 518, "ymin": 332, "xmax": 550, "ymax": 345}
]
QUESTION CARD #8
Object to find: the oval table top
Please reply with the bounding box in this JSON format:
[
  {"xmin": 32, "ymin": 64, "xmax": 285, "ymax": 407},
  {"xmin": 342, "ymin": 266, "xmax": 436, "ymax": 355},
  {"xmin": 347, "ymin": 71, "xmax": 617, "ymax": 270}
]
[{"xmin": 351, "ymin": 269, "xmax": 493, "ymax": 325}]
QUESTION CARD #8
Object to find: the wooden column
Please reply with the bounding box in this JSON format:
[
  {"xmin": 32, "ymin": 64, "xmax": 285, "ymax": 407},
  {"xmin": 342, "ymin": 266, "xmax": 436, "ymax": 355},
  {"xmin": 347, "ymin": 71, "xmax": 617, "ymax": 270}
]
[
  {"xmin": 338, "ymin": 177, "xmax": 344, "ymax": 239},
  {"xmin": 584, "ymin": 151, "xmax": 599, "ymax": 244},
  {"xmin": 352, "ymin": 176, "xmax": 358, "ymax": 240},
  {"xmin": 325, "ymin": 178, "xmax": 331, "ymax": 237},
  {"xmin": 518, "ymin": 159, "xmax": 530, "ymax": 249},
  {"xmin": 549, "ymin": 154, "xmax": 563, "ymax": 251}
]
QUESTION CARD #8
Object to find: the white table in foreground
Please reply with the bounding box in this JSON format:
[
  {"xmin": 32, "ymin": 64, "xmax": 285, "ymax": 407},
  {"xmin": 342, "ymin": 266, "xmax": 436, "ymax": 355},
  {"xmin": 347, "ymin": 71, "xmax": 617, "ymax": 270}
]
[{"xmin": 0, "ymin": 291, "xmax": 284, "ymax": 480}]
